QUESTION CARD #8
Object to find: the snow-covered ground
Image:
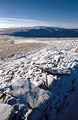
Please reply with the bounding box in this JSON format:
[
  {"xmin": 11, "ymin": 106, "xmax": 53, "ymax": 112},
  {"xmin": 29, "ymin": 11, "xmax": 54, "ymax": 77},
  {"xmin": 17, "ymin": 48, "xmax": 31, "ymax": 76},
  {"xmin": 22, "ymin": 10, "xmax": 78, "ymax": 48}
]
[
  {"xmin": 0, "ymin": 39, "xmax": 78, "ymax": 120},
  {"xmin": 13, "ymin": 39, "xmax": 50, "ymax": 44}
]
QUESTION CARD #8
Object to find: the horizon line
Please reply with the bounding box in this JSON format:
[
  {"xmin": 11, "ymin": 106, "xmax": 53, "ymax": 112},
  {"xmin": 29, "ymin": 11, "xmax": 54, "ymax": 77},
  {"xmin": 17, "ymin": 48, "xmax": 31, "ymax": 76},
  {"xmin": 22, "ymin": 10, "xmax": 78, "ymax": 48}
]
[{"xmin": 0, "ymin": 17, "xmax": 78, "ymax": 29}]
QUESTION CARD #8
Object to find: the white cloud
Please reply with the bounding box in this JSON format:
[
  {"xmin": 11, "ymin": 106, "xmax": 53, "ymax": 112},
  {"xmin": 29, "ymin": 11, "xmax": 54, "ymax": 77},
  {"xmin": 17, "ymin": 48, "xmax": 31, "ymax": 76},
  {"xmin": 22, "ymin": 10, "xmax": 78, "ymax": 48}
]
[
  {"xmin": 0, "ymin": 17, "xmax": 52, "ymax": 28},
  {"xmin": 0, "ymin": 17, "xmax": 78, "ymax": 28},
  {"xmin": 0, "ymin": 17, "xmax": 46, "ymax": 23}
]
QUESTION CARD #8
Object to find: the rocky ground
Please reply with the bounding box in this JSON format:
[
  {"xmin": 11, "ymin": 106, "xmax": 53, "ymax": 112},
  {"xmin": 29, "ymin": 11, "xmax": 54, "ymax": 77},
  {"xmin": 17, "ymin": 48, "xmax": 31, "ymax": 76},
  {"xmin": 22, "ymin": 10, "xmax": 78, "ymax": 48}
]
[{"xmin": 0, "ymin": 37, "xmax": 78, "ymax": 120}]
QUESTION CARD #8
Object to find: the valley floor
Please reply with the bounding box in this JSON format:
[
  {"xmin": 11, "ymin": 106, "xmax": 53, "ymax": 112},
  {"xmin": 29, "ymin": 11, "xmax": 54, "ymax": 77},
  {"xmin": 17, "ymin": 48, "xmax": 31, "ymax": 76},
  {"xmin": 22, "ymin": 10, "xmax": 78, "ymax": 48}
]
[{"xmin": 0, "ymin": 37, "xmax": 78, "ymax": 120}]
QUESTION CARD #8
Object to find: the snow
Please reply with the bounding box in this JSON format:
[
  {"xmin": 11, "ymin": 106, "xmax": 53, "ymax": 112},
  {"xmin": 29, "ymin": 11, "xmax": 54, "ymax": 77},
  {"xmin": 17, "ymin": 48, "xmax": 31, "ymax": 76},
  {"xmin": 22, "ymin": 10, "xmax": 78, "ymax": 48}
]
[
  {"xmin": 0, "ymin": 103, "xmax": 14, "ymax": 120},
  {"xmin": 0, "ymin": 39, "xmax": 78, "ymax": 119},
  {"xmin": 13, "ymin": 39, "xmax": 50, "ymax": 44},
  {"xmin": 8, "ymin": 78, "xmax": 51, "ymax": 108},
  {"xmin": 0, "ymin": 70, "xmax": 3, "ymax": 75}
]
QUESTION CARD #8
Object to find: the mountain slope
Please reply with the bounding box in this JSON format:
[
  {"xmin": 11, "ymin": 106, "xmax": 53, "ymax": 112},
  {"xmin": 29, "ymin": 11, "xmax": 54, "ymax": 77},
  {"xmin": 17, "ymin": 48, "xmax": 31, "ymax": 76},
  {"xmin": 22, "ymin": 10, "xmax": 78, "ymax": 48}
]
[{"xmin": 0, "ymin": 26, "xmax": 78, "ymax": 37}]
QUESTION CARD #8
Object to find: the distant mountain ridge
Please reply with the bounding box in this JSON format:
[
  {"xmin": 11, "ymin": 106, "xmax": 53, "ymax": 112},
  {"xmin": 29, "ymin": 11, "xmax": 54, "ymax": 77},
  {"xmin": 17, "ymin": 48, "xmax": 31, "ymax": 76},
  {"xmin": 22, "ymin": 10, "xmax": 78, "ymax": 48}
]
[{"xmin": 0, "ymin": 26, "xmax": 78, "ymax": 37}]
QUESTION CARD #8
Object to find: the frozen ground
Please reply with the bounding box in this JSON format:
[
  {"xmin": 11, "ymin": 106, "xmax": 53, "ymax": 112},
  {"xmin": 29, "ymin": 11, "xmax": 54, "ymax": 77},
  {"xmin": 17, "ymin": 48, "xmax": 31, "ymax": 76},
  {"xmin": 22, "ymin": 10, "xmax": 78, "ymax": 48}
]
[
  {"xmin": 13, "ymin": 39, "xmax": 50, "ymax": 44},
  {"xmin": 0, "ymin": 36, "xmax": 45, "ymax": 59},
  {"xmin": 0, "ymin": 39, "xmax": 78, "ymax": 120}
]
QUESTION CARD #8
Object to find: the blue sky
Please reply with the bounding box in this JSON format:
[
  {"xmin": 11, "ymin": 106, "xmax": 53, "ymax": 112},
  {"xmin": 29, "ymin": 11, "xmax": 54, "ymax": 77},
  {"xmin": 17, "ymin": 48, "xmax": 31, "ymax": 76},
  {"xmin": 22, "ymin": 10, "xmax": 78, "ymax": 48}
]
[{"xmin": 0, "ymin": 0, "xmax": 78, "ymax": 28}]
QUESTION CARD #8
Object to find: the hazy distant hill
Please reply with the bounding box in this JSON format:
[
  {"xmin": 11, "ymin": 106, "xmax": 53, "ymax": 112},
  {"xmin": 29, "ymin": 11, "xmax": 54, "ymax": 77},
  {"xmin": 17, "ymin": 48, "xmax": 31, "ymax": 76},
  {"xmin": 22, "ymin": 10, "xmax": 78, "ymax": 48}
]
[{"xmin": 0, "ymin": 26, "xmax": 78, "ymax": 37}]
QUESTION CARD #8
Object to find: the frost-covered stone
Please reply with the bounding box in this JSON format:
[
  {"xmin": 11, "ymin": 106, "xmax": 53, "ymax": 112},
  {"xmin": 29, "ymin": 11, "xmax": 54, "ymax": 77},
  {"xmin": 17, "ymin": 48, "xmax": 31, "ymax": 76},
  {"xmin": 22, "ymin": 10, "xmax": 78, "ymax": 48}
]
[
  {"xmin": 47, "ymin": 75, "xmax": 54, "ymax": 87},
  {"xmin": 0, "ymin": 103, "xmax": 14, "ymax": 120},
  {"xmin": 8, "ymin": 78, "xmax": 52, "ymax": 108},
  {"xmin": 7, "ymin": 98, "xmax": 18, "ymax": 105}
]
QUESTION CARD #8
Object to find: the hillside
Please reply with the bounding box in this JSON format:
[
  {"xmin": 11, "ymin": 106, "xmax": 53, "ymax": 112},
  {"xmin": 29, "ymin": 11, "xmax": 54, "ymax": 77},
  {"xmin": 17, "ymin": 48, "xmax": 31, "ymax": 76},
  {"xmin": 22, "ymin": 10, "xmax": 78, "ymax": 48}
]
[
  {"xmin": 0, "ymin": 26, "xmax": 78, "ymax": 37},
  {"xmin": 0, "ymin": 39, "xmax": 78, "ymax": 119}
]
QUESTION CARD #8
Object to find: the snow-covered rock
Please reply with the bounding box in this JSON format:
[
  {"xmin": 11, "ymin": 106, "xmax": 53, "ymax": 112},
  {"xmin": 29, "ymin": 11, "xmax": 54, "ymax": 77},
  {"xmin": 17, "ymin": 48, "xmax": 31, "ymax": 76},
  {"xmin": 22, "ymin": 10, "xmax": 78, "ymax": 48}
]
[
  {"xmin": 8, "ymin": 78, "xmax": 51, "ymax": 108},
  {"xmin": 0, "ymin": 103, "xmax": 14, "ymax": 120}
]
